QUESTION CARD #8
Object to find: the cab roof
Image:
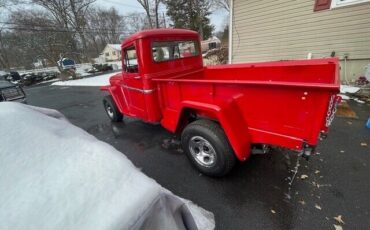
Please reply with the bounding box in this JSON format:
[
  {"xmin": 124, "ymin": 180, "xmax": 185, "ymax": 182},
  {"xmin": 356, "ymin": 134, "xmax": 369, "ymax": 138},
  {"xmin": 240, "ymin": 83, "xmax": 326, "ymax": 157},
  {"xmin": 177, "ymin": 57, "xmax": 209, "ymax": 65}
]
[{"xmin": 122, "ymin": 29, "xmax": 199, "ymax": 47}]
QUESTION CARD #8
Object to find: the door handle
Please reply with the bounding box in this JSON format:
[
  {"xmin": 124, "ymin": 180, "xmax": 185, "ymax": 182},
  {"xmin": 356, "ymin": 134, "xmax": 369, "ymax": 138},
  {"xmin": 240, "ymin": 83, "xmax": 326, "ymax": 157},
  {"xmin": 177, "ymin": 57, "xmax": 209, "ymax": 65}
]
[{"xmin": 134, "ymin": 76, "xmax": 141, "ymax": 80}]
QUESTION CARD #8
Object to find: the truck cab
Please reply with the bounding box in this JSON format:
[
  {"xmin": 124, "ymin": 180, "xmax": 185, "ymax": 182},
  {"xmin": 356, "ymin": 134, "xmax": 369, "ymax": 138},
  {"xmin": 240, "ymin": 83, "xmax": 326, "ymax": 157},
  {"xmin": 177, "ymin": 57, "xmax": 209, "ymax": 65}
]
[{"xmin": 102, "ymin": 29, "xmax": 203, "ymax": 123}]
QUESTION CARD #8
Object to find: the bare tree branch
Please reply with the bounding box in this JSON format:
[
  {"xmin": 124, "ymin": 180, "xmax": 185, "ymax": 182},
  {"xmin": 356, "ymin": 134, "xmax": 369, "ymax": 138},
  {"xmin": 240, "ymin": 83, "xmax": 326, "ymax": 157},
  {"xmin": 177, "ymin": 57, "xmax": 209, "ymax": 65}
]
[
  {"xmin": 211, "ymin": 0, "xmax": 229, "ymax": 11},
  {"xmin": 136, "ymin": 0, "xmax": 164, "ymax": 28}
]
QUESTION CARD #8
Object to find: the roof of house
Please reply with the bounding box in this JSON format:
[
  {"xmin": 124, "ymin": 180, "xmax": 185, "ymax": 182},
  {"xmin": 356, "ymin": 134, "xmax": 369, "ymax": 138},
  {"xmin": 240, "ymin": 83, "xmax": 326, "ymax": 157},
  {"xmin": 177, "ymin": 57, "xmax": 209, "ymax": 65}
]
[
  {"xmin": 201, "ymin": 36, "xmax": 221, "ymax": 44},
  {"xmin": 107, "ymin": 44, "xmax": 121, "ymax": 51}
]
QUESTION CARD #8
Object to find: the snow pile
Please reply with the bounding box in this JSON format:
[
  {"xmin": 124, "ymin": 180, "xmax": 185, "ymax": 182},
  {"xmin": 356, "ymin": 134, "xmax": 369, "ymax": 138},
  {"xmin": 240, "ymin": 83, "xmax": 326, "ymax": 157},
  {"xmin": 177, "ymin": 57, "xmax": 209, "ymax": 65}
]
[
  {"xmin": 338, "ymin": 94, "xmax": 350, "ymax": 100},
  {"xmin": 52, "ymin": 72, "xmax": 120, "ymax": 87},
  {"xmin": 340, "ymin": 85, "xmax": 360, "ymax": 94},
  {"xmin": 0, "ymin": 102, "xmax": 215, "ymax": 230}
]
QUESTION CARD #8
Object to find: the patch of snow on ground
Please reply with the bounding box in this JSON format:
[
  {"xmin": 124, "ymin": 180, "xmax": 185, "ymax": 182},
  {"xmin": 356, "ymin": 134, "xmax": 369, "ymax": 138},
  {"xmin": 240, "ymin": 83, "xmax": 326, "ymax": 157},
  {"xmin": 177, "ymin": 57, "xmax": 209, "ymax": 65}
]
[
  {"xmin": 0, "ymin": 102, "xmax": 215, "ymax": 230},
  {"xmin": 52, "ymin": 72, "xmax": 120, "ymax": 86},
  {"xmin": 340, "ymin": 85, "xmax": 360, "ymax": 94},
  {"xmin": 338, "ymin": 94, "xmax": 350, "ymax": 100},
  {"xmin": 35, "ymin": 78, "xmax": 60, "ymax": 85}
]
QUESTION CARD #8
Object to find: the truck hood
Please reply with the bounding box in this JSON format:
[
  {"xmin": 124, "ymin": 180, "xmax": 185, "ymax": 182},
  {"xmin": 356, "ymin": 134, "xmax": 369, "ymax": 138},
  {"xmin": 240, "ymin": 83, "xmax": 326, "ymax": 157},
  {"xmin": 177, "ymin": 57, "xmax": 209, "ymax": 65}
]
[{"xmin": 0, "ymin": 80, "xmax": 14, "ymax": 88}]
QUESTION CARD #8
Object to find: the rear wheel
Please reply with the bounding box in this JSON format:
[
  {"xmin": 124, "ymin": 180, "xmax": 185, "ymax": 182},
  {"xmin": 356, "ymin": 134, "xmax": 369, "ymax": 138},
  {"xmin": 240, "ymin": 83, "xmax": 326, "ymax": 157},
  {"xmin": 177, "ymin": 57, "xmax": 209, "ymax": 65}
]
[
  {"xmin": 181, "ymin": 119, "xmax": 236, "ymax": 177},
  {"xmin": 103, "ymin": 95, "xmax": 123, "ymax": 122}
]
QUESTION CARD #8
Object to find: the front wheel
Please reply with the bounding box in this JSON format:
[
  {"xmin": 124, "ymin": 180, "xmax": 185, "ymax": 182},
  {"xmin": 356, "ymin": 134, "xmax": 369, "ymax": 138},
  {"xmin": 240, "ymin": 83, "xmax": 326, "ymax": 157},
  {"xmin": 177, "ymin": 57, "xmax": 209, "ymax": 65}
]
[
  {"xmin": 181, "ymin": 119, "xmax": 236, "ymax": 177},
  {"xmin": 103, "ymin": 95, "xmax": 123, "ymax": 122}
]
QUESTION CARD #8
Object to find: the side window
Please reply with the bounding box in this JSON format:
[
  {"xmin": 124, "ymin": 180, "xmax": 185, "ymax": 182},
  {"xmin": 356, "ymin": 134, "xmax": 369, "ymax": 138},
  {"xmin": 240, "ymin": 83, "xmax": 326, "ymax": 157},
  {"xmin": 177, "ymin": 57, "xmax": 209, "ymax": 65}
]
[
  {"xmin": 152, "ymin": 40, "xmax": 199, "ymax": 62},
  {"xmin": 123, "ymin": 47, "xmax": 138, "ymax": 73}
]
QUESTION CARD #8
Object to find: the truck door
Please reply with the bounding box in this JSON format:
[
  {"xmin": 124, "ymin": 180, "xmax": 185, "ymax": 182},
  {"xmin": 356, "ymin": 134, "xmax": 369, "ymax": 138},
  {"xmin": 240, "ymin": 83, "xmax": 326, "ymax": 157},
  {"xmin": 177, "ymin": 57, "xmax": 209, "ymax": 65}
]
[{"xmin": 122, "ymin": 45, "xmax": 147, "ymax": 119}]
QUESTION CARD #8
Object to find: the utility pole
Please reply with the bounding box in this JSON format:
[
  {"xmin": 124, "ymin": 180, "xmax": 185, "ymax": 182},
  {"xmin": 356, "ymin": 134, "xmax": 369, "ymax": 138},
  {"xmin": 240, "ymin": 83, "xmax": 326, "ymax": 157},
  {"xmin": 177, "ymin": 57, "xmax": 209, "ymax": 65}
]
[
  {"xmin": 162, "ymin": 12, "xmax": 166, "ymax": 28},
  {"xmin": 195, "ymin": 0, "xmax": 204, "ymax": 40}
]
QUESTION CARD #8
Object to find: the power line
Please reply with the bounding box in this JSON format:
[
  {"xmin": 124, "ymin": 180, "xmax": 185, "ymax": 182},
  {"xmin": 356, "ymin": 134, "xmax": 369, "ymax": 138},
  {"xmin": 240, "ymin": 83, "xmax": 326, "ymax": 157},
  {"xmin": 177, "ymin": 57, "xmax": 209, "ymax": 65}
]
[
  {"xmin": 0, "ymin": 21, "xmax": 131, "ymax": 32},
  {"xmin": 1, "ymin": 26, "xmax": 136, "ymax": 35},
  {"xmin": 104, "ymin": 0, "xmax": 143, "ymax": 9},
  {"xmin": 103, "ymin": 0, "xmax": 167, "ymax": 13}
]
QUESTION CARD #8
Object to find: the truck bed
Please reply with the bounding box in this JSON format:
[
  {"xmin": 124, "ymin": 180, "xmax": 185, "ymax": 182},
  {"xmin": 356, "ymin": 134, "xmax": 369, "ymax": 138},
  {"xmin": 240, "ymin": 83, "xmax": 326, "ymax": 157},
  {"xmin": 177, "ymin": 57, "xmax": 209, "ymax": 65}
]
[
  {"xmin": 153, "ymin": 58, "xmax": 339, "ymax": 158},
  {"xmin": 155, "ymin": 58, "xmax": 338, "ymax": 85}
]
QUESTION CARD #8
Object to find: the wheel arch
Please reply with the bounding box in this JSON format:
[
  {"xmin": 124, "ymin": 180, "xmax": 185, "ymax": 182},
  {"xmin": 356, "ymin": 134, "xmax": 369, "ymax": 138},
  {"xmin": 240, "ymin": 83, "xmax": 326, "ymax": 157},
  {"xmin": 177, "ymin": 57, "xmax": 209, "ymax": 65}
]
[
  {"xmin": 102, "ymin": 86, "xmax": 126, "ymax": 115},
  {"xmin": 178, "ymin": 100, "xmax": 251, "ymax": 161}
]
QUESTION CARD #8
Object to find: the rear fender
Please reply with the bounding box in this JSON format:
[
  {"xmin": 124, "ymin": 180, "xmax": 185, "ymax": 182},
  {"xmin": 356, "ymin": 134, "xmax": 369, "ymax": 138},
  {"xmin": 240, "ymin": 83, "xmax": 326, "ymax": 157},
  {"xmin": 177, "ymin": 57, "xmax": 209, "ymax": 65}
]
[{"xmin": 180, "ymin": 97, "xmax": 251, "ymax": 161}]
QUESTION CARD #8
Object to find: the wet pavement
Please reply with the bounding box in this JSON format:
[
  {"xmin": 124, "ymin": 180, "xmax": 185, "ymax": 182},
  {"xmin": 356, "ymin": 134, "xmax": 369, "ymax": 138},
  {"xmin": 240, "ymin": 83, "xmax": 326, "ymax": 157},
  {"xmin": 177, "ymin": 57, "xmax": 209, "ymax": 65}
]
[{"xmin": 25, "ymin": 85, "xmax": 370, "ymax": 230}]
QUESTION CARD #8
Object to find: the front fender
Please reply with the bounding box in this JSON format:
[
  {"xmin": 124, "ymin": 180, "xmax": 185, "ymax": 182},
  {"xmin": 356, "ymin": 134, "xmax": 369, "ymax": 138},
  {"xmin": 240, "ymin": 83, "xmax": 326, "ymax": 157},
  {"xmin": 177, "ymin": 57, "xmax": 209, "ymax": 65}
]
[{"xmin": 180, "ymin": 97, "xmax": 251, "ymax": 161}]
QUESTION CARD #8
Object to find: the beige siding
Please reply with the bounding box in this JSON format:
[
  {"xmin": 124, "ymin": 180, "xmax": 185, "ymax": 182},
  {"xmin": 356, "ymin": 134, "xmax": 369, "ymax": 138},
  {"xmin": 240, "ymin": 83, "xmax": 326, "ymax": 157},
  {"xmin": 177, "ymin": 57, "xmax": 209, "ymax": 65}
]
[
  {"xmin": 232, "ymin": 0, "xmax": 370, "ymax": 64},
  {"xmin": 102, "ymin": 46, "xmax": 121, "ymax": 61}
]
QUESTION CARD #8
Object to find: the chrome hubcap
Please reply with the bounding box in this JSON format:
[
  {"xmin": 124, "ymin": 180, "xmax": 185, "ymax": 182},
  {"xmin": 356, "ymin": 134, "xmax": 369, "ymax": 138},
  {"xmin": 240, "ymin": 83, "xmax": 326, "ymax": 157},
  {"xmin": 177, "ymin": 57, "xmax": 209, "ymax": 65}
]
[
  {"xmin": 189, "ymin": 136, "xmax": 217, "ymax": 167},
  {"xmin": 106, "ymin": 104, "xmax": 114, "ymax": 118}
]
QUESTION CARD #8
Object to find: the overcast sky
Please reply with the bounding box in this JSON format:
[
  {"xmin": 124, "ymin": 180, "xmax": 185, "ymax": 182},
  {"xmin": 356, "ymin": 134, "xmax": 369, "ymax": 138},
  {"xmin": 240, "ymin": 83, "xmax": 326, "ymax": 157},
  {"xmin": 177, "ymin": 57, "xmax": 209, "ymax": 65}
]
[
  {"xmin": 96, "ymin": 0, "xmax": 228, "ymax": 32},
  {"xmin": 0, "ymin": 0, "xmax": 228, "ymax": 32}
]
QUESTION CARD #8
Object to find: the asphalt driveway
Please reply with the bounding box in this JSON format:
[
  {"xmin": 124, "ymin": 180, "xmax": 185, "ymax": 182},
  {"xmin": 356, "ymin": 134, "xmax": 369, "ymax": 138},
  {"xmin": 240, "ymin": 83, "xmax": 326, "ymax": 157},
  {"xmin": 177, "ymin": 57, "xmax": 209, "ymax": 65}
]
[{"xmin": 25, "ymin": 85, "xmax": 370, "ymax": 230}]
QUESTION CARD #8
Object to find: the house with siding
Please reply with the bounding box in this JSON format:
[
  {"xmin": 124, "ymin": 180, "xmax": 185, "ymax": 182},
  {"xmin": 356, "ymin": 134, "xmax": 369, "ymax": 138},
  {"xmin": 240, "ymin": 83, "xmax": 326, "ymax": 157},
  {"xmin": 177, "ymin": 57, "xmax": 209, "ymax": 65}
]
[
  {"xmin": 229, "ymin": 0, "xmax": 370, "ymax": 81},
  {"xmin": 100, "ymin": 44, "xmax": 121, "ymax": 62}
]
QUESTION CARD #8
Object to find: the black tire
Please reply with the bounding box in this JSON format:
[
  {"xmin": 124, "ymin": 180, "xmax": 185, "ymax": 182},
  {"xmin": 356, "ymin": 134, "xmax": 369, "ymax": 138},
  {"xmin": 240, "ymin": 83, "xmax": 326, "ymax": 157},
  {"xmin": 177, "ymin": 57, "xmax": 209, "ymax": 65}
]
[
  {"xmin": 181, "ymin": 119, "xmax": 236, "ymax": 177},
  {"xmin": 103, "ymin": 95, "xmax": 123, "ymax": 122}
]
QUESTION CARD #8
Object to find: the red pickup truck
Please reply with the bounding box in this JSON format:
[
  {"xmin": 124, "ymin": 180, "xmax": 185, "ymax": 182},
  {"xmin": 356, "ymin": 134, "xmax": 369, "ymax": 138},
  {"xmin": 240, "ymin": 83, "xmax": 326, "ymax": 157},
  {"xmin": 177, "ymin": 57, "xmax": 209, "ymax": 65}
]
[{"xmin": 101, "ymin": 29, "xmax": 340, "ymax": 176}]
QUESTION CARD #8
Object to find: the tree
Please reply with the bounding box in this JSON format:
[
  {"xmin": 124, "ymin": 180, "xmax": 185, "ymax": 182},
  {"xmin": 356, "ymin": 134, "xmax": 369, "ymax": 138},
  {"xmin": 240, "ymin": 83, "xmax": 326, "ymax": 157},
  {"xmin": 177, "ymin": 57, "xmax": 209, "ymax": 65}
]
[
  {"xmin": 126, "ymin": 12, "xmax": 150, "ymax": 32},
  {"xmin": 8, "ymin": 9, "xmax": 74, "ymax": 68},
  {"xmin": 165, "ymin": 0, "xmax": 214, "ymax": 40},
  {"xmin": 136, "ymin": 0, "xmax": 163, "ymax": 28},
  {"xmin": 212, "ymin": 0, "xmax": 229, "ymax": 11},
  {"xmin": 85, "ymin": 7, "xmax": 126, "ymax": 57},
  {"xmin": 0, "ymin": 30, "xmax": 11, "ymax": 69},
  {"xmin": 31, "ymin": 0, "xmax": 96, "ymax": 61},
  {"xmin": 0, "ymin": 0, "xmax": 23, "ymax": 8}
]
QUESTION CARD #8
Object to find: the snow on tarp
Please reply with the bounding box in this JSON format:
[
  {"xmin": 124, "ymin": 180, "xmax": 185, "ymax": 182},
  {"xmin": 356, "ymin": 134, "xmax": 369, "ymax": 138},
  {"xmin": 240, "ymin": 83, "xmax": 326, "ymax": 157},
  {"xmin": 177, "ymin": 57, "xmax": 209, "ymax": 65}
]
[
  {"xmin": 52, "ymin": 72, "xmax": 119, "ymax": 87},
  {"xmin": 340, "ymin": 85, "xmax": 360, "ymax": 94},
  {"xmin": 0, "ymin": 102, "xmax": 215, "ymax": 230}
]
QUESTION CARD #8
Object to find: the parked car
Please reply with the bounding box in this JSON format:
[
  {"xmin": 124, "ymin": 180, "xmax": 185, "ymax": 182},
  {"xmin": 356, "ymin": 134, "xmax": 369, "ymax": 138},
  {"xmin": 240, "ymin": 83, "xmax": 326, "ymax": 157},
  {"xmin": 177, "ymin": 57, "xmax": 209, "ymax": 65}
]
[
  {"xmin": 87, "ymin": 64, "xmax": 113, "ymax": 73},
  {"xmin": 20, "ymin": 73, "xmax": 38, "ymax": 86},
  {"xmin": 37, "ymin": 71, "xmax": 58, "ymax": 81},
  {"xmin": 0, "ymin": 76, "xmax": 26, "ymax": 103},
  {"xmin": 5, "ymin": 71, "xmax": 21, "ymax": 81},
  {"xmin": 43, "ymin": 71, "xmax": 58, "ymax": 81},
  {"xmin": 0, "ymin": 71, "xmax": 21, "ymax": 82},
  {"xmin": 101, "ymin": 29, "xmax": 340, "ymax": 176},
  {"xmin": 57, "ymin": 58, "xmax": 76, "ymax": 70},
  {"xmin": 0, "ymin": 71, "xmax": 7, "ymax": 80}
]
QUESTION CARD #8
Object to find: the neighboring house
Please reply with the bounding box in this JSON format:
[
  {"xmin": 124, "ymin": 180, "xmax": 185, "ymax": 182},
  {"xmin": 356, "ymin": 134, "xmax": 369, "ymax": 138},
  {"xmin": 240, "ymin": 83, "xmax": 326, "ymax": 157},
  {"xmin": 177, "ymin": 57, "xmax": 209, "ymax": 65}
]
[
  {"xmin": 100, "ymin": 44, "xmax": 122, "ymax": 62},
  {"xmin": 201, "ymin": 36, "xmax": 221, "ymax": 53},
  {"xmin": 229, "ymin": 0, "xmax": 370, "ymax": 81}
]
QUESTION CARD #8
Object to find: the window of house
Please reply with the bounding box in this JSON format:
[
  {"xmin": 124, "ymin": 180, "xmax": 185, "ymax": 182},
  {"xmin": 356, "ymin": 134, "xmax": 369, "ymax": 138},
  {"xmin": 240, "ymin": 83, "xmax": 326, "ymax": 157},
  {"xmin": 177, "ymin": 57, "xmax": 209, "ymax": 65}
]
[
  {"xmin": 123, "ymin": 47, "xmax": 138, "ymax": 73},
  {"xmin": 105, "ymin": 53, "xmax": 109, "ymax": 57},
  {"xmin": 209, "ymin": 42, "xmax": 217, "ymax": 50},
  {"xmin": 152, "ymin": 41, "xmax": 199, "ymax": 62},
  {"xmin": 331, "ymin": 0, "xmax": 370, "ymax": 8},
  {"xmin": 314, "ymin": 0, "xmax": 370, "ymax": 11},
  {"xmin": 112, "ymin": 51, "xmax": 116, "ymax": 55}
]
